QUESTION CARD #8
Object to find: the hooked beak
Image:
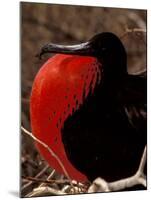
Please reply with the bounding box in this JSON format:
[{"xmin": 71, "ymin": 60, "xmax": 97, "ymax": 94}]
[{"xmin": 37, "ymin": 41, "xmax": 95, "ymax": 59}]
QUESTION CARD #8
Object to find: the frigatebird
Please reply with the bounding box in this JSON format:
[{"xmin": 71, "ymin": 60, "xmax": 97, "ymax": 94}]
[{"xmin": 30, "ymin": 32, "xmax": 147, "ymax": 183}]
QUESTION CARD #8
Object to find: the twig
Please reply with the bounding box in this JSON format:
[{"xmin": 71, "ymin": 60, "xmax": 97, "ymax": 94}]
[
  {"xmin": 137, "ymin": 145, "xmax": 147, "ymax": 174},
  {"xmin": 61, "ymin": 180, "xmax": 87, "ymax": 194},
  {"xmin": 120, "ymin": 27, "xmax": 146, "ymax": 39},
  {"xmin": 21, "ymin": 126, "xmax": 73, "ymax": 187},
  {"xmin": 22, "ymin": 176, "xmax": 71, "ymax": 185},
  {"xmin": 109, "ymin": 145, "xmax": 147, "ymax": 191},
  {"xmin": 88, "ymin": 145, "xmax": 147, "ymax": 193},
  {"xmin": 38, "ymin": 169, "xmax": 56, "ymax": 188},
  {"xmin": 25, "ymin": 186, "xmax": 67, "ymax": 197},
  {"xmin": 126, "ymin": 28, "xmax": 146, "ymax": 33},
  {"xmin": 21, "ymin": 164, "xmax": 49, "ymax": 191}
]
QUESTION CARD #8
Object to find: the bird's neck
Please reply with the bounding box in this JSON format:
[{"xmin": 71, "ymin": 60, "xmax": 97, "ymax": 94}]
[
  {"xmin": 97, "ymin": 60, "xmax": 127, "ymax": 103},
  {"xmin": 99, "ymin": 47, "xmax": 127, "ymax": 82},
  {"xmin": 103, "ymin": 71, "xmax": 127, "ymax": 88}
]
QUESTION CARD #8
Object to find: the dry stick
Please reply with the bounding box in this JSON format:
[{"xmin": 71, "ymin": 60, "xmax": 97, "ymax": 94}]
[
  {"xmin": 22, "ymin": 176, "xmax": 71, "ymax": 185},
  {"xmin": 21, "ymin": 164, "xmax": 49, "ymax": 191},
  {"xmin": 126, "ymin": 27, "xmax": 147, "ymax": 45},
  {"xmin": 61, "ymin": 180, "xmax": 87, "ymax": 194},
  {"xmin": 126, "ymin": 28, "xmax": 146, "ymax": 33},
  {"xmin": 88, "ymin": 145, "xmax": 147, "ymax": 193},
  {"xmin": 21, "ymin": 126, "xmax": 73, "ymax": 188},
  {"xmin": 120, "ymin": 27, "xmax": 146, "ymax": 39},
  {"xmin": 108, "ymin": 172, "xmax": 144, "ymax": 192},
  {"xmin": 25, "ymin": 186, "xmax": 66, "ymax": 197},
  {"xmin": 138, "ymin": 145, "xmax": 147, "ymax": 173},
  {"xmin": 109, "ymin": 145, "xmax": 147, "ymax": 191},
  {"xmin": 38, "ymin": 169, "xmax": 56, "ymax": 188},
  {"xmin": 135, "ymin": 145, "xmax": 147, "ymax": 186},
  {"xmin": 23, "ymin": 176, "xmax": 84, "ymax": 196},
  {"xmin": 22, "ymin": 175, "xmax": 85, "ymax": 188}
]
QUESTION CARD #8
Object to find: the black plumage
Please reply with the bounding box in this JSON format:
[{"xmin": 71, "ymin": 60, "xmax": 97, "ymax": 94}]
[{"xmin": 39, "ymin": 32, "xmax": 147, "ymax": 182}]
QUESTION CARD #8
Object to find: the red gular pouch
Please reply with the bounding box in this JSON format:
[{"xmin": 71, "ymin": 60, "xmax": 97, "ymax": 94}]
[{"xmin": 30, "ymin": 54, "xmax": 101, "ymax": 182}]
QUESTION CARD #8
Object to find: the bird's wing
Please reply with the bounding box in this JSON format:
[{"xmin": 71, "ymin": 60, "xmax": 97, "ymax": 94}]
[{"xmin": 121, "ymin": 71, "xmax": 147, "ymax": 130}]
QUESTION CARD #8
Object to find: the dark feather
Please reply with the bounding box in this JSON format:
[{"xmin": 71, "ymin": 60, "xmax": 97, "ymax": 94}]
[{"xmin": 122, "ymin": 72, "xmax": 147, "ymax": 131}]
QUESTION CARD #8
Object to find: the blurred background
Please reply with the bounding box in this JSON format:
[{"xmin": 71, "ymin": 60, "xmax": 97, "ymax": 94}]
[{"xmin": 21, "ymin": 2, "xmax": 147, "ymax": 197}]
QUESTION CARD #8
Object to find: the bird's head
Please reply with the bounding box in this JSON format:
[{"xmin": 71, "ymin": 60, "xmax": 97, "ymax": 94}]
[{"xmin": 38, "ymin": 32, "xmax": 127, "ymax": 80}]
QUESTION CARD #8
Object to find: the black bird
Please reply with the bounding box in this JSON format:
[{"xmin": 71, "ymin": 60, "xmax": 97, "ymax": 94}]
[{"xmin": 31, "ymin": 32, "xmax": 147, "ymax": 183}]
